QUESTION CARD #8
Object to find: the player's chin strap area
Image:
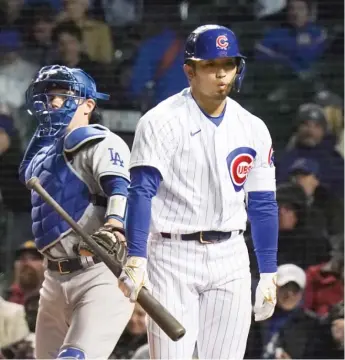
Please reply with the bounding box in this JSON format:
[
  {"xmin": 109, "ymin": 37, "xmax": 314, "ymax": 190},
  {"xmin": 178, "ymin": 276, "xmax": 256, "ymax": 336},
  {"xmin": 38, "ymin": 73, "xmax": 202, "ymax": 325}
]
[{"xmin": 57, "ymin": 347, "xmax": 86, "ymax": 359}]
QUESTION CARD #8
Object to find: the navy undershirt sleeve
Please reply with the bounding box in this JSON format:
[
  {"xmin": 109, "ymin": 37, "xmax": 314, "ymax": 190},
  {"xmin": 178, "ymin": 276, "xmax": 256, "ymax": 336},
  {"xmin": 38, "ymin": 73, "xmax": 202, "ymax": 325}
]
[
  {"xmin": 247, "ymin": 191, "xmax": 278, "ymax": 273},
  {"xmin": 126, "ymin": 166, "xmax": 161, "ymax": 257}
]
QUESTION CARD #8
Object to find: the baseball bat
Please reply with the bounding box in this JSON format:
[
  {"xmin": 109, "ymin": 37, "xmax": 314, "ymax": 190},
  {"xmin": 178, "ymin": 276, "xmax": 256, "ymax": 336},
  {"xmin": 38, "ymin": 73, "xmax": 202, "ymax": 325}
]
[{"xmin": 26, "ymin": 177, "xmax": 186, "ymax": 342}]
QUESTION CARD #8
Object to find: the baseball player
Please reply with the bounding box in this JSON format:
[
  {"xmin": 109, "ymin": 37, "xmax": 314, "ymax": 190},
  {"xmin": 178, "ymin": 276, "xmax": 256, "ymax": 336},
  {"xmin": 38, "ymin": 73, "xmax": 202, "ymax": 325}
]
[
  {"xmin": 118, "ymin": 25, "xmax": 279, "ymax": 359},
  {"xmin": 19, "ymin": 65, "xmax": 134, "ymax": 359}
]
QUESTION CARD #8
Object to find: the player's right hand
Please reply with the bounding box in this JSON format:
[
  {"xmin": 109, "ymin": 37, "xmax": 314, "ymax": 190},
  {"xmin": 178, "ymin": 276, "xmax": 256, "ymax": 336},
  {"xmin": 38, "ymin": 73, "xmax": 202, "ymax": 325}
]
[{"xmin": 118, "ymin": 256, "xmax": 149, "ymax": 303}]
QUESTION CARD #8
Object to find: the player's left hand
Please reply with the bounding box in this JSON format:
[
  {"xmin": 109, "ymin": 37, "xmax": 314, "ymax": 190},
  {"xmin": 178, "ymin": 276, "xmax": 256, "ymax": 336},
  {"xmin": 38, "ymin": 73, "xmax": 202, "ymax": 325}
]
[
  {"xmin": 254, "ymin": 272, "xmax": 277, "ymax": 321},
  {"xmin": 78, "ymin": 224, "xmax": 127, "ymax": 266},
  {"xmin": 118, "ymin": 256, "xmax": 149, "ymax": 303}
]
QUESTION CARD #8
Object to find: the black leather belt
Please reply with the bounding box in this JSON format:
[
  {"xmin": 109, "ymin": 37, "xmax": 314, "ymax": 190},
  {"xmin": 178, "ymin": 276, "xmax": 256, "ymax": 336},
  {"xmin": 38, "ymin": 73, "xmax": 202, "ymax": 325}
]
[
  {"xmin": 160, "ymin": 230, "xmax": 243, "ymax": 244},
  {"xmin": 47, "ymin": 257, "xmax": 102, "ymax": 274}
]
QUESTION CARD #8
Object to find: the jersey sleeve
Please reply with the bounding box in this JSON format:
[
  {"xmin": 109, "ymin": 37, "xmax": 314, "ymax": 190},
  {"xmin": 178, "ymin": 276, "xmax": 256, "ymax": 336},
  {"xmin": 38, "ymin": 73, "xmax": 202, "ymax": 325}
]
[
  {"xmin": 129, "ymin": 115, "xmax": 177, "ymax": 179},
  {"xmin": 89, "ymin": 132, "xmax": 131, "ymax": 185},
  {"xmin": 244, "ymin": 119, "xmax": 276, "ymax": 193}
]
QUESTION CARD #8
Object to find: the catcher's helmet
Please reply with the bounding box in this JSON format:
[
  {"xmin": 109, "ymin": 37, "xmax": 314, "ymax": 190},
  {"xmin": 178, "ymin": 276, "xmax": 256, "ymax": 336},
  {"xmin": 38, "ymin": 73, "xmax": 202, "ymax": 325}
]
[
  {"xmin": 26, "ymin": 65, "xmax": 109, "ymax": 137},
  {"xmin": 184, "ymin": 25, "xmax": 246, "ymax": 92}
]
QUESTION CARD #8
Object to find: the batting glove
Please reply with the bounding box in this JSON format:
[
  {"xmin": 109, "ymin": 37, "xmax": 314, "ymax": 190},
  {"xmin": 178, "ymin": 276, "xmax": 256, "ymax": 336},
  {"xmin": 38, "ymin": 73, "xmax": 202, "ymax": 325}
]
[
  {"xmin": 254, "ymin": 272, "xmax": 277, "ymax": 321},
  {"xmin": 118, "ymin": 256, "xmax": 149, "ymax": 303}
]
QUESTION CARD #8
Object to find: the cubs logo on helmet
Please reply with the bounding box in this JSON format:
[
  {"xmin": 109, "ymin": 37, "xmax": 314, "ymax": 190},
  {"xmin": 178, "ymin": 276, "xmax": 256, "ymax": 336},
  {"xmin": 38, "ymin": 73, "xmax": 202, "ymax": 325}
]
[
  {"xmin": 216, "ymin": 35, "xmax": 229, "ymax": 50},
  {"xmin": 268, "ymin": 147, "xmax": 274, "ymax": 167},
  {"xmin": 226, "ymin": 147, "xmax": 257, "ymax": 192}
]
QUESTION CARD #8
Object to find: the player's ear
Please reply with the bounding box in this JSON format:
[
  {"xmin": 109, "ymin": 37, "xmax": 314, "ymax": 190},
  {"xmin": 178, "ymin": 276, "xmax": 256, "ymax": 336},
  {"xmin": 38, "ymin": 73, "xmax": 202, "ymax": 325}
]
[
  {"xmin": 83, "ymin": 98, "xmax": 96, "ymax": 116},
  {"xmin": 183, "ymin": 64, "xmax": 194, "ymax": 82}
]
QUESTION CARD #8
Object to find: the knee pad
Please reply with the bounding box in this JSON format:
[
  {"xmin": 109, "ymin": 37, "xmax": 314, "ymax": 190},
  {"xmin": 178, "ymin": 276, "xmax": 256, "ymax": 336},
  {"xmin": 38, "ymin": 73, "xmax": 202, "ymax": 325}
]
[{"xmin": 57, "ymin": 347, "xmax": 86, "ymax": 359}]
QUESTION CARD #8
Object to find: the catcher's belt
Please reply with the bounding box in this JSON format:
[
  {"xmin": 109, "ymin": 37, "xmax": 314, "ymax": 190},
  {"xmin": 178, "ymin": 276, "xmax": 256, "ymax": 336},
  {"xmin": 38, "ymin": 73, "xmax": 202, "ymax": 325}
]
[{"xmin": 47, "ymin": 256, "xmax": 102, "ymax": 274}]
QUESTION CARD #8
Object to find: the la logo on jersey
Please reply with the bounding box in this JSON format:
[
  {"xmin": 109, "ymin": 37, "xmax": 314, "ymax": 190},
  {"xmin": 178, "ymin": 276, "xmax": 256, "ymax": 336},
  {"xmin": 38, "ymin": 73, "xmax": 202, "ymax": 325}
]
[
  {"xmin": 226, "ymin": 147, "xmax": 257, "ymax": 192},
  {"xmin": 216, "ymin": 35, "xmax": 229, "ymax": 50}
]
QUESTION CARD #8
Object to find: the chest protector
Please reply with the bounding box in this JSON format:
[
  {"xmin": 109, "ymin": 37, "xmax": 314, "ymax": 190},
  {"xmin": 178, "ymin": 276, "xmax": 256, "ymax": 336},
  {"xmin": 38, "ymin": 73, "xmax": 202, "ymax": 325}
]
[{"xmin": 26, "ymin": 125, "xmax": 108, "ymax": 251}]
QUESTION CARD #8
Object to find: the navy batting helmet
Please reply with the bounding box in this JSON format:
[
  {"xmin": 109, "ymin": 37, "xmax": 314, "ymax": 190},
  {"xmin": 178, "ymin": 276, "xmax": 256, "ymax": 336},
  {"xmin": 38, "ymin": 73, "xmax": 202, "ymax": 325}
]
[{"xmin": 184, "ymin": 25, "xmax": 246, "ymax": 92}]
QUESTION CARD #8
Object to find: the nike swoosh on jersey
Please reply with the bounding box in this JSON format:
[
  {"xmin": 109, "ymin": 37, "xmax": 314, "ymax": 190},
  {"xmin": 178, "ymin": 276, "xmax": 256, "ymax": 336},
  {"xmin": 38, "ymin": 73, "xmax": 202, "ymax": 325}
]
[{"xmin": 190, "ymin": 129, "xmax": 201, "ymax": 136}]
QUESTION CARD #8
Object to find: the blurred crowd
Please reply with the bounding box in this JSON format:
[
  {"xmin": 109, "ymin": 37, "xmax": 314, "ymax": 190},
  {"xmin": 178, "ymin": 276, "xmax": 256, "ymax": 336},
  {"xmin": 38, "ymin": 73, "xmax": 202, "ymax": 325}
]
[{"xmin": 0, "ymin": 0, "xmax": 343, "ymax": 359}]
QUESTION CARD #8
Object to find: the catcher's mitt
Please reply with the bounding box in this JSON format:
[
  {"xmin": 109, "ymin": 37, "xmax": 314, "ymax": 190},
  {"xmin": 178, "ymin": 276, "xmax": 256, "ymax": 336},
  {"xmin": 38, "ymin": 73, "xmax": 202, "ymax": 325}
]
[{"xmin": 77, "ymin": 225, "xmax": 127, "ymax": 266}]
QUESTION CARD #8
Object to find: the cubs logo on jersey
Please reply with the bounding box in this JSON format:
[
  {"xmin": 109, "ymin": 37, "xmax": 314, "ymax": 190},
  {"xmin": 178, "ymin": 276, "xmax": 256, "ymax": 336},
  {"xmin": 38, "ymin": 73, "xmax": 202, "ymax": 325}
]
[
  {"xmin": 226, "ymin": 147, "xmax": 257, "ymax": 192},
  {"xmin": 216, "ymin": 35, "xmax": 229, "ymax": 50},
  {"xmin": 268, "ymin": 146, "xmax": 274, "ymax": 167}
]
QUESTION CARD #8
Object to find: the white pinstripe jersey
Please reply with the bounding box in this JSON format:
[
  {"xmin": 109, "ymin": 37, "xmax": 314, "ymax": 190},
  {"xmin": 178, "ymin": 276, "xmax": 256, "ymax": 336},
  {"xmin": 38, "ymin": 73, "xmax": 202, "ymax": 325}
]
[{"xmin": 129, "ymin": 88, "xmax": 276, "ymax": 234}]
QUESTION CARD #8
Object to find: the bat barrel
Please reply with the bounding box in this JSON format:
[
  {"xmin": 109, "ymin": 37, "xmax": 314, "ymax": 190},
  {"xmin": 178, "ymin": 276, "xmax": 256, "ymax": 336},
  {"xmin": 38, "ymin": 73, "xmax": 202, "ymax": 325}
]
[{"xmin": 138, "ymin": 288, "xmax": 186, "ymax": 341}]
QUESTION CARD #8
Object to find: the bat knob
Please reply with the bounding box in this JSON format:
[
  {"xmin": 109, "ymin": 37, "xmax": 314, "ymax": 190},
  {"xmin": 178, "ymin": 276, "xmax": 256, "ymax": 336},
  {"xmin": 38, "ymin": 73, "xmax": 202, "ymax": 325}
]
[{"xmin": 26, "ymin": 177, "xmax": 40, "ymax": 190}]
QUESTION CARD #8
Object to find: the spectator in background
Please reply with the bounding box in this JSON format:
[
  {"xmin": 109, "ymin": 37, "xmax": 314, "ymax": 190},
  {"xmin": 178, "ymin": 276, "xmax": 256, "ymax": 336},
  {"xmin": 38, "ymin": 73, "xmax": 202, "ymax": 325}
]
[
  {"xmin": 128, "ymin": 4, "xmax": 188, "ymax": 112},
  {"xmin": 255, "ymin": 0, "xmax": 327, "ymax": 76},
  {"xmin": 21, "ymin": 2, "xmax": 56, "ymax": 66},
  {"xmin": 313, "ymin": 89, "xmax": 344, "ymax": 143},
  {"xmin": 7, "ymin": 241, "xmax": 43, "ymax": 305},
  {"xmin": 254, "ymin": 0, "xmax": 287, "ymax": 21},
  {"xmin": 288, "ymin": 158, "xmax": 344, "ymax": 236},
  {"xmin": 325, "ymin": 301, "xmax": 344, "ymax": 357},
  {"xmin": 24, "ymin": 290, "xmax": 39, "ymax": 335},
  {"xmin": 0, "ymin": 290, "xmax": 40, "ymax": 358},
  {"xmin": 276, "ymin": 183, "xmax": 329, "ymax": 269},
  {"xmin": 0, "ymin": 296, "xmax": 29, "ymax": 348},
  {"xmin": 55, "ymin": 0, "xmax": 114, "ymax": 64},
  {"xmin": 22, "ymin": 290, "xmax": 39, "ymax": 354},
  {"xmin": 0, "ymin": 104, "xmax": 32, "ymax": 250},
  {"xmin": 276, "ymin": 103, "xmax": 344, "ymax": 197},
  {"xmin": 304, "ymin": 233, "xmax": 344, "ymax": 316},
  {"xmin": 0, "ymin": 0, "xmax": 26, "ymax": 32},
  {"xmin": 300, "ymin": 300, "xmax": 345, "ymax": 359},
  {"xmin": 111, "ymin": 303, "xmax": 147, "ymax": 359},
  {"xmin": 335, "ymin": 128, "xmax": 344, "ymax": 158},
  {"xmin": 0, "ymin": 30, "xmax": 39, "ymax": 110},
  {"xmin": 94, "ymin": 0, "xmax": 143, "ymax": 28},
  {"xmin": 51, "ymin": 20, "xmax": 113, "ymax": 97}
]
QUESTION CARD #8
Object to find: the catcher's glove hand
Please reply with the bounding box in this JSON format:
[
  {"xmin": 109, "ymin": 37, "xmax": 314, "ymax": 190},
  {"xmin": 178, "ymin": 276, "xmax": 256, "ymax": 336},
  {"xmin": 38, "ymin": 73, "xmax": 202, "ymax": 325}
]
[{"xmin": 77, "ymin": 224, "xmax": 127, "ymax": 266}]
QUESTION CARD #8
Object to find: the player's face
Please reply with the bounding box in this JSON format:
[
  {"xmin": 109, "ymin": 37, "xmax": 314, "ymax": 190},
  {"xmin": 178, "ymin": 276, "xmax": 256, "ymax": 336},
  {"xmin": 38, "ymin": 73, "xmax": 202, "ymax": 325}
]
[
  {"xmin": 186, "ymin": 58, "xmax": 237, "ymax": 101},
  {"xmin": 45, "ymin": 87, "xmax": 95, "ymax": 130},
  {"xmin": 46, "ymin": 88, "xmax": 76, "ymax": 109}
]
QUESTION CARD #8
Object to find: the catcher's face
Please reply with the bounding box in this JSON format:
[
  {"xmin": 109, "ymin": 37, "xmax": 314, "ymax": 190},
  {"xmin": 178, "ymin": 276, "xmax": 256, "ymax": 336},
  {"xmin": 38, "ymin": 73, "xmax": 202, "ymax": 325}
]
[
  {"xmin": 47, "ymin": 88, "xmax": 76, "ymax": 109},
  {"xmin": 184, "ymin": 57, "xmax": 237, "ymax": 101},
  {"xmin": 46, "ymin": 87, "xmax": 95, "ymax": 131}
]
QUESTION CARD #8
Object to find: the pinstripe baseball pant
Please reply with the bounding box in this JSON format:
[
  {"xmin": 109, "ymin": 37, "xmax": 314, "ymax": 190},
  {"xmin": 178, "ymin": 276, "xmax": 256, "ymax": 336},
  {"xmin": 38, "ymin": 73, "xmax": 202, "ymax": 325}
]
[{"xmin": 147, "ymin": 232, "xmax": 252, "ymax": 359}]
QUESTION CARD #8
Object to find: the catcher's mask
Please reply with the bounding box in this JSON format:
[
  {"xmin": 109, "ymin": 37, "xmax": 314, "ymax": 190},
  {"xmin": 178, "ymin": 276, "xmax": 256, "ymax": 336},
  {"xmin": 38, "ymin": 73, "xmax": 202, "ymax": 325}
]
[{"xmin": 26, "ymin": 65, "xmax": 109, "ymax": 137}]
